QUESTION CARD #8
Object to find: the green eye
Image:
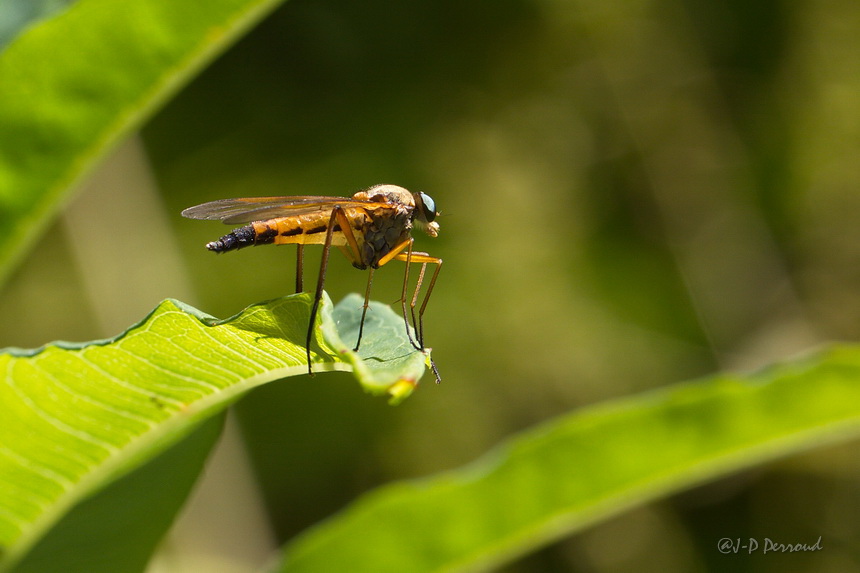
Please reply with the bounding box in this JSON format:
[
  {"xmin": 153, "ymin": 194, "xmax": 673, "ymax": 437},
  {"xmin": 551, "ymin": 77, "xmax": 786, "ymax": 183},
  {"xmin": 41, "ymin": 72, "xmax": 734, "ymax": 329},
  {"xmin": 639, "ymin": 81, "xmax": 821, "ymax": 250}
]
[{"xmin": 419, "ymin": 192, "xmax": 437, "ymax": 222}]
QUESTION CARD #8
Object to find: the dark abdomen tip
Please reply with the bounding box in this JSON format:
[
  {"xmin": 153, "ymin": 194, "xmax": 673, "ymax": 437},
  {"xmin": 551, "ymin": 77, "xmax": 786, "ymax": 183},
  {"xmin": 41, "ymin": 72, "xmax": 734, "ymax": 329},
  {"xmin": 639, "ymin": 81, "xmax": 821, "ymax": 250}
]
[
  {"xmin": 206, "ymin": 224, "xmax": 256, "ymax": 253},
  {"xmin": 206, "ymin": 239, "xmax": 228, "ymax": 252}
]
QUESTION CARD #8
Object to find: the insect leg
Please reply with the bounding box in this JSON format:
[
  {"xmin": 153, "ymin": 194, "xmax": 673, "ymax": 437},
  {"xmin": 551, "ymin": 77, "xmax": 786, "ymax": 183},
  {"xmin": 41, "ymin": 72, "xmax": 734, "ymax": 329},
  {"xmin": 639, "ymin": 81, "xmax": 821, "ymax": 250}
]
[
  {"xmin": 378, "ymin": 239, "xmax": 443, "ymax": 383},
  {"xmin": 327, "ymin": 208, "xmax": 372, "ymax": 351},
  {"xmin": 409, "ymin": 261, "xmax": 428, "ymax": 345},
  {"xmin": 354, "ymin": 268, "xmax": 375, "ymax": 352},
  {"xmin": 336, "ymin": 210, "xmax": 363, "ymax": 264},
  {"xmin": 416, "ymin": 257, "xmax": 441, "ymax": 348},
  {"xmin": 379, "ymin": 238, "xmax": 420, "ymax": 350},
  {"xmin": 306, "ymin": 207, "xmax": 342, "ymax": 376},
  {"xmin": 398, "ymin": 251, "xmax": 442, "ymax": 384},
  {"xmin": 401, "ymin": 240, "xmax": 421, "ymax": 351},
  {"xmin": 295, "ymin": 245, "xmax": 304, "ymax": 293},
  {"xmin": 393, "ymin": 251, "xmax": 442, "ymax": 351}
]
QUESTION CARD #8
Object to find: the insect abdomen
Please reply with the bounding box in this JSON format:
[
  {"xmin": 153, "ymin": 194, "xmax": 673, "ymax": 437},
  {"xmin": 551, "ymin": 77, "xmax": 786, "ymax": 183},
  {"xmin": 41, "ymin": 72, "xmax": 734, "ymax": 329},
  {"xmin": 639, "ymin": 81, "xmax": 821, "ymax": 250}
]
[
  {"xmin": 206, "ymin": 224, "xmax": 276, "ymax": 252},
  {"xmin": 206, "ymin": 213, "xmax": 363, "ymax": 253}
]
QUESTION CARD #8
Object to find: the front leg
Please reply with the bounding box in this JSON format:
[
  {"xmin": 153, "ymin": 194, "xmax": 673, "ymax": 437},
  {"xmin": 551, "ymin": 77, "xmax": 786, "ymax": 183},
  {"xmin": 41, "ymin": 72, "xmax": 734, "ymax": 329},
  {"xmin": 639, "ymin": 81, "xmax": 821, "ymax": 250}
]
[{"xmin": 295, "ymin": 244, "xmax": 304, "ymax": 293}]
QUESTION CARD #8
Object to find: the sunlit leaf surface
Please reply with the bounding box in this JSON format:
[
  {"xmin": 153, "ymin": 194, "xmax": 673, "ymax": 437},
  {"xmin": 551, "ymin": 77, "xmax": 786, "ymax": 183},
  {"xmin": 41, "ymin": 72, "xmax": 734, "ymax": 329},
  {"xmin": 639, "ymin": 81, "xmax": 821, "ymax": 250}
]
[{"xmin": 0, "ymin": 292, "xmax": 429, "ymax": 570}]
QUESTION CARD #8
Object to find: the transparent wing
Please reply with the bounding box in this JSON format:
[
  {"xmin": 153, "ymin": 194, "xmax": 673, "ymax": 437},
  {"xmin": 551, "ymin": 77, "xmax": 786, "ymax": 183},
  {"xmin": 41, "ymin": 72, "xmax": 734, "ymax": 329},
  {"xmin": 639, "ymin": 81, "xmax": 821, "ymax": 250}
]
[{"xmin": 181, "ymin": 196, "xmax": 387, "ymax": 224}]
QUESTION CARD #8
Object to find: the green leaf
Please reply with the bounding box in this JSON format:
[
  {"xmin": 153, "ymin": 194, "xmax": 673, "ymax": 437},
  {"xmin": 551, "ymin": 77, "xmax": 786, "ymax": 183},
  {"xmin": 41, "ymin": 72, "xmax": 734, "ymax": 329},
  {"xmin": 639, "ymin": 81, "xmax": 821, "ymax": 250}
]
[
  {"xmin": 275, "ymin": 345, "xmax": 860, "ymax": 572},
  {"xmin": 12, "ymin": 415, "xmax": 225, "ymax": 573},
  {"xmin": 0, "ymin": 0, "xmax": 285, "ymax": 287},
  {"xmin": 0, "ymin": 292, "xmax": 429, "ymax": 571}
]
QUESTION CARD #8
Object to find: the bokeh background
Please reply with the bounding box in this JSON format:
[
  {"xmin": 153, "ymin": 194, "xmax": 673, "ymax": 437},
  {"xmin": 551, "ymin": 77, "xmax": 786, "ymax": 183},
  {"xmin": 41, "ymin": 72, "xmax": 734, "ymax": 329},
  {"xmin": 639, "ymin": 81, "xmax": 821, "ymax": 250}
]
[{"xmin": 2, "ymin": 0, "xmax": 860, "ymax": 571}]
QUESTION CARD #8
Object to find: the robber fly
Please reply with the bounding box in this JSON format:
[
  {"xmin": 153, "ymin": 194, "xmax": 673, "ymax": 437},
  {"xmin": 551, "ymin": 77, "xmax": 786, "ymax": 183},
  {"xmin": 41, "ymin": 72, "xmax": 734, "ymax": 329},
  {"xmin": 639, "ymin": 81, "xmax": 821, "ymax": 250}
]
[{"xmin": 181, "ymin": 184, "xmax": 442, "ymax": 383}]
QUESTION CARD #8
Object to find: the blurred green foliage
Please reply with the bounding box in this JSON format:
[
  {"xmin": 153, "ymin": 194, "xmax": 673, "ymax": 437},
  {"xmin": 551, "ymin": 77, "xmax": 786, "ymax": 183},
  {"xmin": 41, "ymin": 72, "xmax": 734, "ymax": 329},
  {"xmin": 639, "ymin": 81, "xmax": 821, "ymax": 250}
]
[
  {"xmin": 2, "ymin": 0, "xmax": 860, "ymax": 571},
  {"xmin": 0, "ymin": 0, "xmax": 73, "ymax": 49}
]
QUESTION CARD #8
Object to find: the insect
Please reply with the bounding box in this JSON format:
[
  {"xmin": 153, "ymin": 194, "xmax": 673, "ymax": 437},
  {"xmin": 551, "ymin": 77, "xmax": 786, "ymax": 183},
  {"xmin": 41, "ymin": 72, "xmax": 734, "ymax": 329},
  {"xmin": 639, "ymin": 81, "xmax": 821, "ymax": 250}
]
[{"xmin": 181, "ymin": 184, "xmax": 442, "ymax": 383}]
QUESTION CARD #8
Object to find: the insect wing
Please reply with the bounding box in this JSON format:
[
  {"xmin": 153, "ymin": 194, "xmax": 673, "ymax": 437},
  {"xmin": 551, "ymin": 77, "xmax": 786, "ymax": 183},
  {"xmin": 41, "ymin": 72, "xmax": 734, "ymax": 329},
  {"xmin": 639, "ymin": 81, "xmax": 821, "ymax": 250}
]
[{"xmin": 181, "ymin": 196, "xmax": 380, "ymax": 224}]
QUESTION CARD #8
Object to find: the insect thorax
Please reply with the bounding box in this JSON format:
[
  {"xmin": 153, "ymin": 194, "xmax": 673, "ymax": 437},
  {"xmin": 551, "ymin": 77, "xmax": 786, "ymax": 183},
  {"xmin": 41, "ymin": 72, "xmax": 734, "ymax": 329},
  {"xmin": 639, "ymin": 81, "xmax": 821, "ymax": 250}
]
[{"xmin": 360, "ymin": 207, "xmax": 413, "ymax": 268}]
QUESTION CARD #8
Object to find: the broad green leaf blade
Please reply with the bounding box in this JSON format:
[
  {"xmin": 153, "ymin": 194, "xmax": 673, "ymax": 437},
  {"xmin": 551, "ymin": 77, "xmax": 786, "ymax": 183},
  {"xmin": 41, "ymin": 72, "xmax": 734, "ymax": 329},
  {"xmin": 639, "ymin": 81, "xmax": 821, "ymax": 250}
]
[
  {"xmin": 12, "ymin": 415, "xmax": 225, "ymax": 573},
  {"xmin": 0, "ymin": 292, "xmax": 429, "ymax": 571},
  {"xmin": 0, "ymin": 0, "xmax": 285, "ymax": 287},
  {"xmin": 275, "ymin": 345, "xmax": 860, "ymax": 573}
]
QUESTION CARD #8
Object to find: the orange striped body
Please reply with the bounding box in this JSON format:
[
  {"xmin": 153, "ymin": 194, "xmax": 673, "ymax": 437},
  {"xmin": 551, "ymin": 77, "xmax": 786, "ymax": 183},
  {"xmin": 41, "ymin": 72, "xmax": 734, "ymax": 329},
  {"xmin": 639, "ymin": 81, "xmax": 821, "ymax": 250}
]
[
  {"xmin": 209, "ymin": 203, "xmax": 413, "ymax": 269},
  {"xmin": 254, "ymin": 209, "xmax": 367, "ymax": 246}
]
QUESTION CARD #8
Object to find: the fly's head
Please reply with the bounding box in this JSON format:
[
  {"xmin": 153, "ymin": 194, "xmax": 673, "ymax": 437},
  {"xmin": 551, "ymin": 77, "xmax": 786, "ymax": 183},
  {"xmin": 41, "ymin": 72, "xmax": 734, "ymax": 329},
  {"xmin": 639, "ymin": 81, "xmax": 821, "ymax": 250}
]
[{"xmin": 413, "ymin": 191, "xmax": 440, "ymax": 238}]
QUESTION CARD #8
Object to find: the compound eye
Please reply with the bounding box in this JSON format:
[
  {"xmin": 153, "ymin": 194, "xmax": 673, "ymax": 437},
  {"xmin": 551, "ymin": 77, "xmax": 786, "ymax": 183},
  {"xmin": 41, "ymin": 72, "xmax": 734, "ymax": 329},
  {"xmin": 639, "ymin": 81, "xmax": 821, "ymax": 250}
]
[{"xmin": 418, "ymin": 192, "xmax": 437, "ymax": 222}]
